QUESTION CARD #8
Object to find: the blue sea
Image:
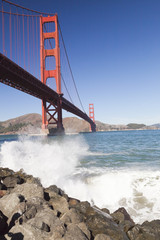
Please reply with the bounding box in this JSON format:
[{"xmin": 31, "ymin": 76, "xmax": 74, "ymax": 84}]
[{"xmin": 0, "ymin": 130, "xmax": 160, "ymax": 223}]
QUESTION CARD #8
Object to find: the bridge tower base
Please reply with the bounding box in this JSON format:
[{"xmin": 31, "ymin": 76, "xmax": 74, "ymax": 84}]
[{"xmin": 40, "ymin": 15, "xmax": 64, "ymax": 134}]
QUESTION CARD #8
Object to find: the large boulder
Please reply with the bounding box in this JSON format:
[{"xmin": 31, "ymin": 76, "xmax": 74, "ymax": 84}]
[
  {"xmin": 0, "ymin": 192, "xmax": 23, "ymax": 218},
  {"xmin": 5, "ymin": 223, "xmax": 49, "ymax": 240},
  {"xmin": 0, "ymin": 168, "xmax": 14, "ymax": 178},
  {"xmin": 45, "ymin": 185, "xmax": 68, "ymax": 199},
  {"xmin": 27, "ymin": 208, "xmax": 65, "ymax": 238},
  {"xmin": 69, "ymin": 200, "xmax": 91, "ymax": 216},
  {"xmin": 3, "ymin": 176, "xmax": 24, "ymax": 189},
  {"xmin": 111, "ymin": 208, "xmax": 134, "ymax": 224},
  {"xmin": 49, "ymin": 195, "xmax": 69, "ymax": 215},
  {"xmin": 85, "ymin": 207, "xmax": 129, "ymax": 240},
  {"xmin": 111, "ymin": 207, "xmax": 135, "ymax": 233},
  {"xmin": 63, "ymin": 223, "xmax": 88, "ymax": 240},
  {"xmin": 11, "ymin": 183, "xmax": 44, "ymax": 201},
  {"xmin": 60, "ymin": 208, "xmax": 84, "ymax": 225},
  {"xmin": 77, "ymin": 222, "xmax": 91, "ymax": 240},
  {"xmin": 127, "ymin": 220, "xmax": 160, "ymax": 240}
]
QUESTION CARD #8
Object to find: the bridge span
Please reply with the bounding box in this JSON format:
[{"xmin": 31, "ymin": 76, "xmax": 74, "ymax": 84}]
[{"xmin": 0, "ymin": 53, "xmax": 96, "ymax": 132}]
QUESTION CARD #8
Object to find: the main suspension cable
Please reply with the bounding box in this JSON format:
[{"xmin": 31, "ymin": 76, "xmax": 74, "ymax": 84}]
[
  {"xmin": 0, "ymin": 10, "xmax": 39, "ymax": 17},
  {"xmin": 58, "ymin": 20, "xmax": 86, "ymax": 113},
  {"xmin": 2, "ymin": 0, "xmax": 55, "ymax": 15}
]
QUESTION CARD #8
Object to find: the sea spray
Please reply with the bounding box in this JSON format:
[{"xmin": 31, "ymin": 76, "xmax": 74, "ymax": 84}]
[
  {"xmin": 0, "ymin": 134, "xmax": 160, "ymax": 223},
  {"xmin": 0, "ymin": 135, "xmax": 88, "ymax": 187}
]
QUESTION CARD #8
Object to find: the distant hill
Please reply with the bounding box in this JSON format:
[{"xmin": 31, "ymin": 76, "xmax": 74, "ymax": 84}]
[
  {"xmin": 127, "ymin": 123, "xmax": 146, "ymax": 129},
  {"xmin": 0, "ymin": 113, "xmax": 159, "ymax": 134},
  {"xmin": 151, "ymin": 123, "xmax": 160, "ymax": 128},
  {"xmin": 63, "ymin": 117, "xmax": 89, "ymax": 133},
  {"xmin": 0, "ymin": 113, "xmax": 42, "ymax": 134}
]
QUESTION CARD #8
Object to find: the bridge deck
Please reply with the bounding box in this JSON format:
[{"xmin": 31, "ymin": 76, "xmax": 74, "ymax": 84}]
[{"xmin": 0, "ymin": 53, "xmax": 96, "ymax": 131}]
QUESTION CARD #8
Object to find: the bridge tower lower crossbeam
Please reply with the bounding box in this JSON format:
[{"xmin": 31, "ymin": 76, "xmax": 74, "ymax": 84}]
[{"xmin": 40, "ymin": 15, "xmax": 64, "ymax": 134}]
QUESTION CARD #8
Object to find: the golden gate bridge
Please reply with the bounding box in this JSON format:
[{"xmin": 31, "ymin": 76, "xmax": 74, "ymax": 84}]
[{"xmin": 0, "ymin": 0, "xmax": 96, "ymax": 134}]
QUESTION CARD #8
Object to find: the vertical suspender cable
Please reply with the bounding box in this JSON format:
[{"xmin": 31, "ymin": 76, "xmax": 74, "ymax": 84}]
[
  {"xmin": 27, "ymin": 15, "xmax": 30, "ymax": 72},
  {"xmin": 32, "ymin": 16, "xmax": 35, "ymax": 76},
  {"xmin": 14, "ymin": 14, "xmax": 16, "ymax": 61},
  {"xmin": 36, "ymin": 16, "xmax": 40, "ymax": 79},
  {"xmin": 2, "ymin": 1, "xmax": 5, "ymax": 55},
  {"xmin": 9, "ymin": 7, "xmax": 12, "ymax": 59},
  {"xmin": 22, "ymin": 12, "xmax": 25, "ymax": 69},
  {"xmin": 16, "ymin": 9, "xmax": 19, "ymax": 65},
  {"xmin": 18, "ymin": 14, "xmax": 21, "ymax": 65}
]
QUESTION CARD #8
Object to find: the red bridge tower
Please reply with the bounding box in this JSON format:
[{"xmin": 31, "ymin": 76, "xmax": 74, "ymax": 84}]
[
  {"xmin": 89, "ymin": 104, "xmax": 95, "ymax": 131},
  {"xmin": 40, "ymin": 14, "xmax": 64, "ymax": 133}
]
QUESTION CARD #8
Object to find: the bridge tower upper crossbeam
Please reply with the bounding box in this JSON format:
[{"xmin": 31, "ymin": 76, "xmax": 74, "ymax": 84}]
[{"xmin": 40, "ymin": 14, "xmax": 64, "ymax": 133}]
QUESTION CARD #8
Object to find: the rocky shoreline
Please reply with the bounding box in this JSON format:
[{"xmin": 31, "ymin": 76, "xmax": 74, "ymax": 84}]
[{"xmin": 0, "ymin": 168, "xmax": 160, "ymax": 240}]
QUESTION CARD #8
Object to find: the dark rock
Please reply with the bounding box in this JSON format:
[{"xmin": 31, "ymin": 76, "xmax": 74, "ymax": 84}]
[
  {"xmin": 8, "ymin": 212, "xmax": 21, "ymax": 230},
  {"xmin": 6, "ymin": 232, "xmax": 24, "ymax": 240},
  {"xmin": 0, "ymin": 183, "xmax": 7, "ymax": 190},
  {"xmin": 127, "ymin": 220, "xmax": 160, "ymax": 240},
  {"xmin": 0, "ymin": 235, "xmax": 7, "ymax": 240},
  {"xmin": 111, "ymin": 207, "xmax": 135, "ymax": 233},
  {"xmin": 3, "ymin": 176, "xmax": 23, "ymax": 189},
  {"xmin": 0, "ymin": 210, "xmax": 8, "ymax": 235},
  {"xmin": 44, "ymin": 191, "xmax": 50, "ymax": 201},
  {"xmin": 142, "ymin": 220, "xmax": 160, "ymax": 234},
  {"xmin": 0, "ymin": 168, "xmax": 14, "ymax": 178},
  {"xmin": 111, "ymin": 208, "xmax": 134, "ymax": 224},
  {"xmin": 45, "ymin": 185, "xmax": 68, "ymax": 200},
  {"xmin": 85, "ymin": 207, "xmax": 129, "ymax": 239}
]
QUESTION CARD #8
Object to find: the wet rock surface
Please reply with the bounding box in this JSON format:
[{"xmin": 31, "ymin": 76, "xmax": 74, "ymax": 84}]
[{"xmin": 0, "ymin": 167, "xmax": 159, "ymax": 240}]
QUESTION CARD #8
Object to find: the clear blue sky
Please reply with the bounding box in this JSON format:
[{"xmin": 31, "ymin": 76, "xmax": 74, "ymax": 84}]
[{"xmin": 1, "ymin": 0, "xmax": 160, "ymax": 125}]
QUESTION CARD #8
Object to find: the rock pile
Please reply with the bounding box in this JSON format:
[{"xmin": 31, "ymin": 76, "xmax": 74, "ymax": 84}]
[{"xmin": 0, "ymin": 167, "xmax": 160, "ymax": 240}]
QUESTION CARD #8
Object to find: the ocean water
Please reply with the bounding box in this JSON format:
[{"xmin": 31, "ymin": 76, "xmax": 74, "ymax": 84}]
[{"xmin": 0, "ymin": 130, "xmax": 160, "ymax": 224}]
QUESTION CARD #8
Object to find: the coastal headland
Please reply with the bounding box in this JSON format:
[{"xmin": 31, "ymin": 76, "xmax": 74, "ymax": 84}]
[
  {"xmin": 0, "ymin": 113, "xmax": 159, "ymax": 135},
  {"xmin": 0, "ymin": 167, "xmax": 160, "ymax": 240}
]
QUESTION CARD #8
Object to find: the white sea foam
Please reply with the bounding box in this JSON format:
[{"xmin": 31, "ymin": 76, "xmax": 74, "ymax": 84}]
[
  {"xmin": 0, "ymin": 135, "xmax": 88, "ymax": 187},
  {"xmin": 0, "ymin": 135, "xmax": 160, "ymax": 224},
  {"xmin": 73, "ymin": 169, "xmax": 160, "ymax": 224}
]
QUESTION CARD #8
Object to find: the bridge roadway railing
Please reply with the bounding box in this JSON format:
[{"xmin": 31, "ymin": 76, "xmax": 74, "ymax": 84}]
[{"xmin": 0, "ymin": 53, "xmax": 96, "ymax": 131}]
